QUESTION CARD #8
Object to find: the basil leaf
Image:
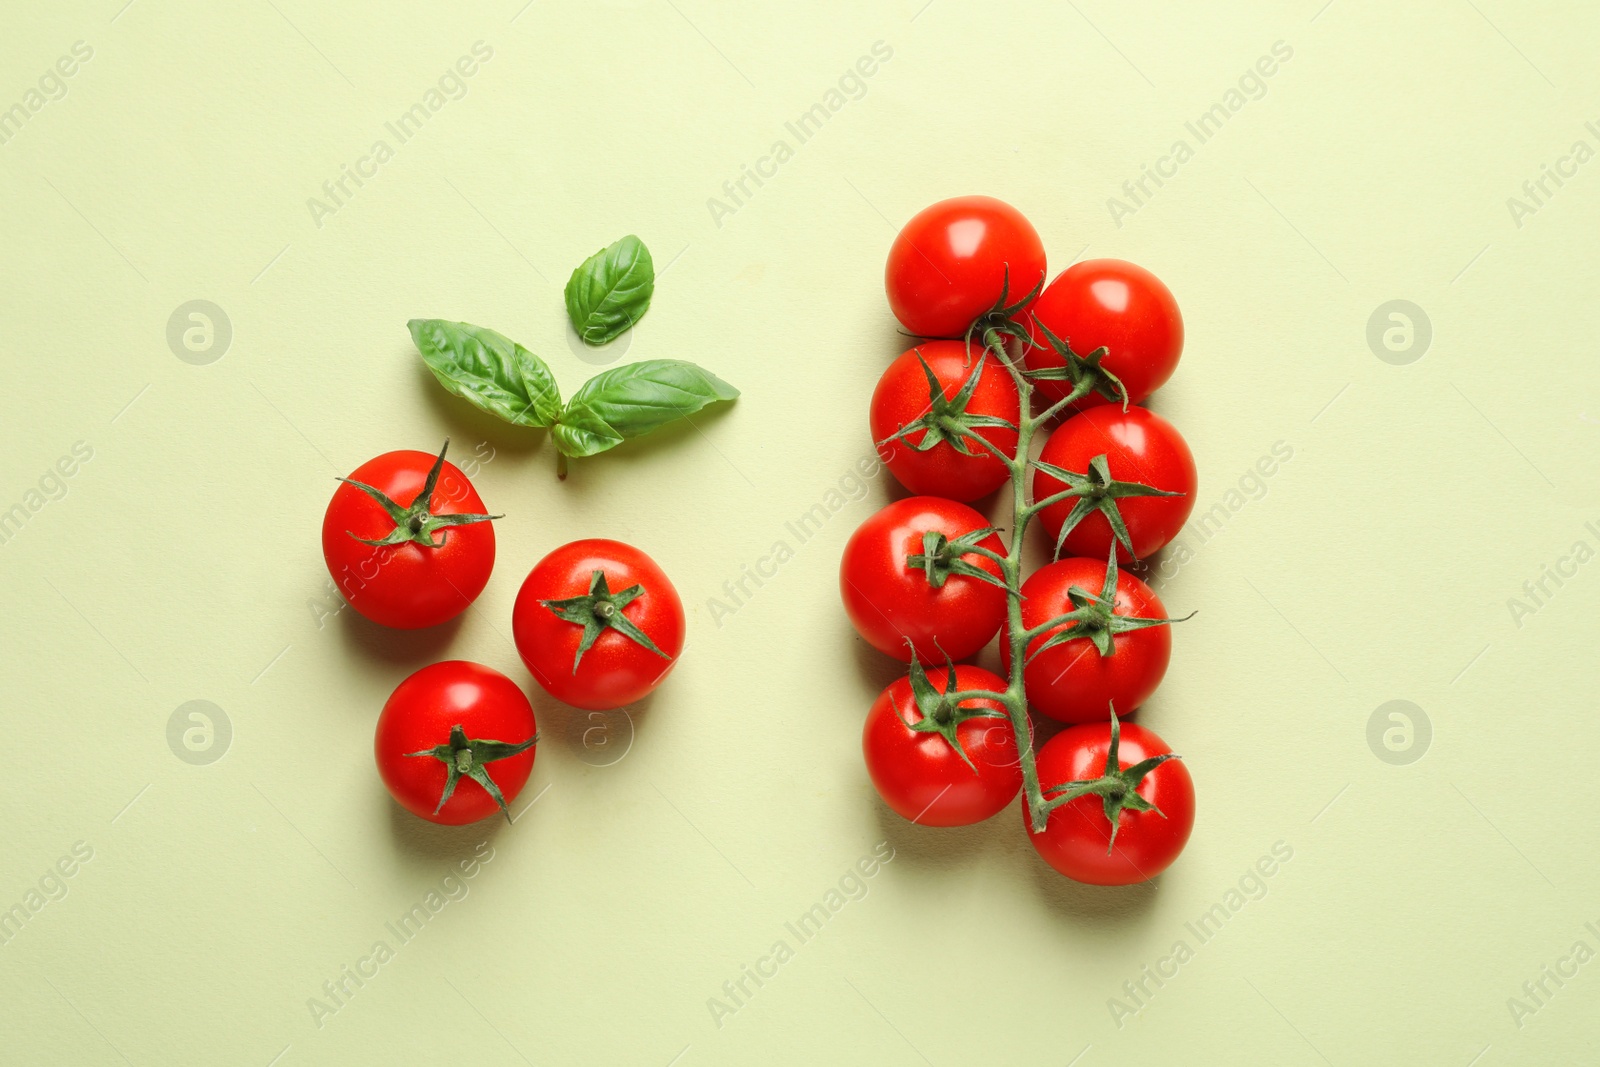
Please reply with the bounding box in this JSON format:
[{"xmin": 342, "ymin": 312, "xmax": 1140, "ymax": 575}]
[
  {"xmin": 563, "ymin": 235, "xmax": 655, "ymax": 345},
  {"xmin": 408, "ymin": 319, "xmax": 562, "ymax": 427},
  {"xmin": 550, "ymin": 406, "xmax": 625, "ymax": 459},
  {"xmin": 553, "ymin": 359, "xmax": 738, "ymax": 458}
]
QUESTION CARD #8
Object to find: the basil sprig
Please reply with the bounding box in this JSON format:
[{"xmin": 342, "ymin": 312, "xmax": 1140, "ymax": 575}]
[
  {"xmin": 408, "ymin": 319, "xmax": 738, "ymax": 473},
  {"xmin": 564, "ymin": 235, "xmax": 654, "ymax": 345}
]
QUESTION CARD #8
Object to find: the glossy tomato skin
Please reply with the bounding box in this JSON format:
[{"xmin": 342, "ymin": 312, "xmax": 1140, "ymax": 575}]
[
  {"xmin": 375, "ymin": 661, "xmax": 538, "ymax": 826},
  {"xmin": 871, "ymin": 340, "xmax": 1020, "ymax": 502},
  {"xmin": 886, "ymin": 196, "xmax": 1046, "ymax": 338},
  {"xmin": 1034, "ymin": 406, "xmax": 1197, "ymax": 562},
  {"xmin": 1001, "ymin": 558, "xmax": 1172, "ymax": 723},
  {"xmin": 863, "ymin": 665, "xmax": 1021, "ymax": 826},
  {"xmin": 1023, "ymin": 259, "xmax": 1183, "ymax": 414},
  {"xmin": 512, "ymin": 539, "xmax": 685, "ymax": 711},
  {"xmin": 322, "ymin": 450, "xmax": 494, "ymax": 629},
  {"xmin": 840, "ymin": 497, "xmax": 1007, "ymax": 663},
  {"xmin": 1027, "ymin": 721, "xmax": 1194, "ymax": 884}
]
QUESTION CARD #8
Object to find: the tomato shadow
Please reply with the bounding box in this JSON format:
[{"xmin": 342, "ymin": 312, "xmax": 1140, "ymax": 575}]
[
  {"xmin": 379, "ymin": 784, "xmax": 514, "ymax": 874},
  {"xmin": 531, "ymin": 687, "xmax": 655, "ymax": 771},
  {"xmin": 334, "ymin": 605, "xmax": 465, "ymax": 671},
  {"xmin": 869, "ymin": 796, "xmax": 1020, "ymax": 875},
  {"xmin": 849, "ymin": 635, "xmax": 910, "ymax": 696}
]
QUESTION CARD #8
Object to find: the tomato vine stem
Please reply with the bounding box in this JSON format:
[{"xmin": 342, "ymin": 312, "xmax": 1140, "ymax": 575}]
[{"xmin": 977, "ymin": 326, "xmax": 1103, "ymax": 832}]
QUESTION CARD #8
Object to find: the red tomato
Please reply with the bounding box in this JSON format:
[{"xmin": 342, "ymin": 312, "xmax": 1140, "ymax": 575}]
[
  {"xmin": 1033, "ymin": 406, "xmax": 1197, "ymax": 562},
  {"xmin": 322, "ymin": 441, "xmax": 498, "ymax": 629},
  {"xmin": 885, "ymin": 196, "xmax": 1046, "ymax": 338},
  {"xmin": 840, "ymin": 497, "xmax": 1007, "ymax": 663},
  {"xmin": 863, "ymin": 663, "xmax": 1021, "ymax": 826},
  {"xmin": 513, "ymin": 539, "xmax": 685, "ymax": 710},
  {"xmin": 1027, "ymin": 716, "xmax": 1194, "ymax": 885},
  {"xmin": 1023, "ymin": 259, "xmax": 1183, "ymax": 413},
  {"xmin": 1001, "ymin": 554, "xmax": 1179, "ymax": 723},
  {"xmin": 374, "ymin": 661, "xmax": 538, "ymax": 826},
  {"xmin": 871, "ymin": 340, "xmax": 1020, "ymax": 502}
]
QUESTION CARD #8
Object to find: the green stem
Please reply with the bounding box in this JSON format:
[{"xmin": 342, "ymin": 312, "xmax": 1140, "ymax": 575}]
[{"xmin": 982, "ymin": 327, "xmax": 1053, "ymax": 833}]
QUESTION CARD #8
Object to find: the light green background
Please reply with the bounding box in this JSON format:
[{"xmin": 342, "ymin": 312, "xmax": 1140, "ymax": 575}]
[{"xmin": 2, "ymin": 0, "xmax": 1596, "ymax": 1063}]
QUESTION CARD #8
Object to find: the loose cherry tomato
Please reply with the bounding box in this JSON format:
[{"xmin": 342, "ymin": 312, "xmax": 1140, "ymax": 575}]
[
  {"xmin": 1023, "ymin": 259, "xmax": 1183, "ymax": 414},
  {"xmin": 512, "ymin": 539, "xmax": 685, "ymax": 710},
  {"xmin": 840, "ymin": 497, "xmax": 1007, "ymax": 663},
  {"xmin": 1001, "ymin": 553, "xmax": 1183, "ymax": 723},
  {"xmin": 1033, "ymin": 406, "xmax": 1197, "ymax": 562},
  {"xmin": 885, "ymin": 196, "xmax": 1046, "ymax": 339},
  {"xmin": 374, "ymin": 661, "xmax": 539, "ymax": 826},
  {"xmin": 863, "ymin": 662, "xmax": 1021, "ymax": 826},
  {"xmin": 1027, "ymin": 713, "xmax": 1194, "ymax": 885},
  {"xmin": 322, "ymin": 441, "xmax": 498, "ymax": 629},
  {"xmin": 871, "ymin": 340, "xmax": 1020, "ymax": 502}
]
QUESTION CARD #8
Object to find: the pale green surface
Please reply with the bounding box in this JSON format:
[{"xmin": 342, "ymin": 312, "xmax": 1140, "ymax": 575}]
[{"xmin": 2, "ymin": 1, "xmax": 1597, "ymax": 1063}]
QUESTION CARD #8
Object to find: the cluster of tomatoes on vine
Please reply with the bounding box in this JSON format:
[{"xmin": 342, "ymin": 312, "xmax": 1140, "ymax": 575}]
[
  {"xmin": 840, "ymin": 195, "xmax": 1201, "ymax": 885},
  {"xmin": 321, "ymin": 449, "xmax": 685, "ymax": 826}
]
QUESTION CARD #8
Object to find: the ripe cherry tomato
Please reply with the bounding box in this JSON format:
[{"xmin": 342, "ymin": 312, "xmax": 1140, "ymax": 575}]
[
  {"xmin": 885, "ymin": 196, "xmax": 1046, "ymax": 339},
  {"xmin": 1033, "ymin": 406, "xmax": 1197, "ymax": 562},
  {"xmin": 322, "ymin": 441, "xmax": 498, "ymax": 629},
  {"xmin": 1023, "ymin": 259, "xmax": 1183, "ymax": 414},
  {"xmin": 513, "ymin": 539, "xmax": 685, "ymax": 710},
  {"xmin": 1001, "ymin": 554, "xmax": 1180, "ymax": 723},
  {"xmin": 871, "ymin": 340, "xmax": 1020, "ymax": 502},
  {"xmin": 863, "ymin": 663, "xmax": 1021, "ymax": 826},
  {"xmin": 1027, "ymin": 715, "xmax": 1194, "ymax": 885},
  {"xmin": 840, "ymin": 497, "xmax": 1007, "ymax": 663},
  {"xmin": 374, "ymin": 661, "xmax": 539, "ymax": 826}
]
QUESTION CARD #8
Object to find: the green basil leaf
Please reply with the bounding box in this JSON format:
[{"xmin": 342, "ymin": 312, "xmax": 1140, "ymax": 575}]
[
  {"xmin": 408, "ymin": 319, "xmax": 562, "ymax": 427},
  {"xmin": 563, "ymin": 235, "xmax": 655, "ymax": 345},
  {"xmin": 567, "ymin": 359, "xmax": 739, "ymax": 437},
  {"xmin": 550, "ymin": 406, "xmax": 625, "ymax": 459}
]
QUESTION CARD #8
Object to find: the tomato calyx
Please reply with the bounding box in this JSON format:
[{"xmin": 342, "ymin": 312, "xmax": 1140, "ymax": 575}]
[
  {"xmin": 1022, "ymin": 320, "xmax": 1129, "ymax": 411},
  {"xmin": 905, "ymin": 528, "xmax": 1009, "ymax": 593},
  {"xmin": 1039, "ymin": 707, "xmax": 1179, "ymax": 850},
  {"xmin": 962, "ymin": 265, "xmax": 1044, "ymax": 356},
  {"xmin": 1025, "ymin": 548, "xmax": 1193, "ymax": 661},
  {"xmin": 540, "ymin": 569, "xmax": 669, "ymax": 673},
  {"xmin": 338, "ymin": 439, "xmax": 501, "ymax": 549},
  {"xmin": 875, "ymin": 348, "xmax": 1018, "ymax": 460},
  {"xmin": 899, "ymin": 653, "xmax": 1008, "ymax": 772},
  {"xmin": 1032, "ymin": 453, "xmax": 1183, "ymax": 559},
  {"xmin": 404, "ymin": 723, "xmax": 539, "ymax": 821}
]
